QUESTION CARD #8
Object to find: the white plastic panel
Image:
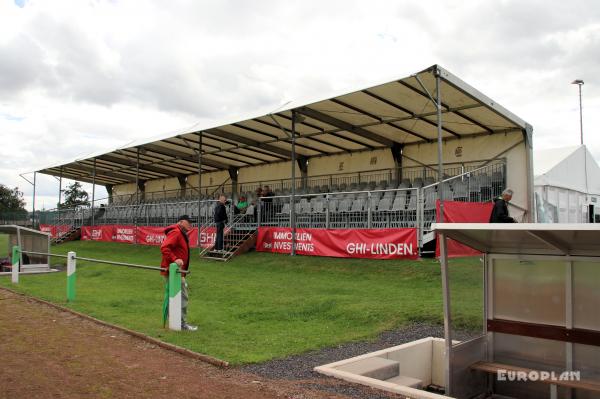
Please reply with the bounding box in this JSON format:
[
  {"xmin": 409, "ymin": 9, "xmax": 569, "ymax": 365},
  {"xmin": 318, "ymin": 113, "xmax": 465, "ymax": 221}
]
[
  {"xmin": 573, "ymin": 261, "xmax": 600, "ymax": 331},
  {"xmin": 493, "ymin": 259, "xmax": 566, "ymax": 325}
]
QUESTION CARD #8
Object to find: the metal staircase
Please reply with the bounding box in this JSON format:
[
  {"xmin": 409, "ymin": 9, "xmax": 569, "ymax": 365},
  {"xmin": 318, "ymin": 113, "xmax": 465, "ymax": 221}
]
[
  {"xmin": 51, "ymin": 206, "xmax": 106, "ymax": 245},
  {"xmin": 199, "ymin": 214, "xmax": 257, "ymax": 262},
  {"xmin": 51, "ymin": 226, "xmax": 81, "ymax": 244}
]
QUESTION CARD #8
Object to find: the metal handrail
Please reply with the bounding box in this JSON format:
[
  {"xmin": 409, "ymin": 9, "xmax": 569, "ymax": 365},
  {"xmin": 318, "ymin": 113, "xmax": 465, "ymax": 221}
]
[
  {"xmin": 20, "ymin": 250, "xmax": 189, "ymax": 274},
  {"xmin": 421, "ymin": 163, "xmax": 505, "ymax": 190},
  {"xmin": 265, "ymin": 187, "xmax": 418, "ymax": 200},
  {"xmin": 198, "ymin": 213, "xmax": 246, "ymax": 256}
]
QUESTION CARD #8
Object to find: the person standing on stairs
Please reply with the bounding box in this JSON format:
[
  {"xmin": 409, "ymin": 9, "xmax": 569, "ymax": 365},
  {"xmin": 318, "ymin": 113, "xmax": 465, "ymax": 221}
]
[{"xmin": 214, "ymin": 195, "xmax": 228, "ymax": 252}]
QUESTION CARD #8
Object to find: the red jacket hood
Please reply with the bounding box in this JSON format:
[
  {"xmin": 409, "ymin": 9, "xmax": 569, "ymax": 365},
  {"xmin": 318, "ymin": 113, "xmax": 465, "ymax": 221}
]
[{"xmin": 164, "ymin": 224, "xmax": 179, "ymax": 235}]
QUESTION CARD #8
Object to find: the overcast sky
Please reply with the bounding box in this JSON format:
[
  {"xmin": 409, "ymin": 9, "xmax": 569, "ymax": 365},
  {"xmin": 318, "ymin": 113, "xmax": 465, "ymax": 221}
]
[{"xmin": 2, "ymin": 0, "xmax": 599, "ymax": 211}]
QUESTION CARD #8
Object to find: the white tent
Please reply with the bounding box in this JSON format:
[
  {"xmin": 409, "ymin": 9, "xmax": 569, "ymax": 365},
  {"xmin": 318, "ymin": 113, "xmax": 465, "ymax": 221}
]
[{"xmin": 534, "ymin": 145, "xmax": 600, "ymax": 223}]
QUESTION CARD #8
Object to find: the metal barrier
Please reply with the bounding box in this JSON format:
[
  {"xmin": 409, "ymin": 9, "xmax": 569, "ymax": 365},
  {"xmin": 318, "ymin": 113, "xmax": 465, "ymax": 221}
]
[
  {"xmin": 13, "ymin": 247, "xmax": 188, "ymax": 331},
  {"xmin": 0, "ymin": 210, "xmax": 29, "ymax": 225},
  {"xmin": 257, "ymin": 188, "xmax": 420, "ymax": 230},
  {"xmin": 36, "ymin": 162, "xmax": 506, "ymax": 255},
  {"xmin": 417, "ymin": 162, "xmax": 506, "ymax": 251},
  {"xmin": 198, "ymin": 206, "xmax": 255, "ymax": 261}
]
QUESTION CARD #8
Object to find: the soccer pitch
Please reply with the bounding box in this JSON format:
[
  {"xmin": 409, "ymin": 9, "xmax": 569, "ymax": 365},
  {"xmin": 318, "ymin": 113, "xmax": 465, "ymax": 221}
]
[{"xmin": 0, "ymin": 240, "xmax": 482, "ymax": 365}]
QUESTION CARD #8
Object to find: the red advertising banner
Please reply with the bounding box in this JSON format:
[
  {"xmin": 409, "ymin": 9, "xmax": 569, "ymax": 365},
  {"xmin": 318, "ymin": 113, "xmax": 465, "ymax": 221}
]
[
  {"xmin": 40, "ymin": 224, "xmax": 71, "ymax": 238},
  {"xmin": 198, "ymin": 226, "xmax": 216, "ymax": 249},
  {"xmin": 81, "ymin": 225, "xmax": 113, "ymax": 242},
  {"xmin": 435, "ymin": 200, "xmax": 493, "ymax": 258},
  {"xmin": 135, "ymin": 226, "xmax": 199, "ymax": 247},
  {"xmin": 136, "ymin": 226, "xmax": 168, "ymax": 246},
  {"xmin": 111, "ymin": 225, "xmax": 137, "ymax": 244},
  {"xmin": 81, "ymin": 225, "xmax": 201, "ymax": 247},
  {"xmin": 197, "ymin": 225, "xmax": 231, "ymax": 249},
  {"xmin": 257, "ymin": 227, "xmax": 418, "ymax": 260}
]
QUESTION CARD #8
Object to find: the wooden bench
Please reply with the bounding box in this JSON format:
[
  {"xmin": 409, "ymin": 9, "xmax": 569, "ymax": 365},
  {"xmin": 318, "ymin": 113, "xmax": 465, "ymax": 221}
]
[{"xmin": 471, "ymin": 361, "xmax": 600, "ymax": 393}]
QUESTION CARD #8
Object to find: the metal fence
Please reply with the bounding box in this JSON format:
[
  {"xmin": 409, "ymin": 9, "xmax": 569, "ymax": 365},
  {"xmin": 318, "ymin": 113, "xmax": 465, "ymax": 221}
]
[
  {"xmin": 34, "ymin": 161, "xmax": 506, "ymax": 254},
  {"xmin": 101, "ymin": 160, "xmax": 504, "ymax": 206},
  {"xmin": 0, "ymin": 210, "xmax": 29, "ymax": 225},
  {"xmin": 256, "ymin": 188, "xmax": 420, "ymax": 230},
  {"xmin": 109, "ymin": 180, "xmax": 233, "ymax": 205},
  {"xmin": 39, "ymin": 207, "xmax": 88, "ymax": 228},
  {"xmin": 418, "ymin": 162, "xmax": 506, "ymax": 231}
]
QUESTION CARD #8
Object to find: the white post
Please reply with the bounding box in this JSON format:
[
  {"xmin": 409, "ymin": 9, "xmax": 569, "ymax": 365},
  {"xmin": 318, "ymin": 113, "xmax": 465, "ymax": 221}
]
[
  {"xmin": 66, "ymin": 251, "xmax": 76, "ymax": 302},
  {"xmin": 168, "ymin": 263, "xmax": 182, "ymax": 331},
  {"xmin": 11, "ymin": 246, "xmax": 20, "ymax": 284}
]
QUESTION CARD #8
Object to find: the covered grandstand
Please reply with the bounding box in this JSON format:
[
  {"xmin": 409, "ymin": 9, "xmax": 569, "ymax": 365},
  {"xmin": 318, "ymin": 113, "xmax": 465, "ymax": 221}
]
[{"xmin": 30, "ymin": 64, "xmax": 533, "ymax": 258}]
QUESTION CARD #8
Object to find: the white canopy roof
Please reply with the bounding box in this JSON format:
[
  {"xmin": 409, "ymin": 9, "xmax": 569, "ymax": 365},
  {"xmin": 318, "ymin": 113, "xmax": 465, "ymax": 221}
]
[
  {"xmin": 30, "ymin": 64, "xmax": 531, "ymax": 186},
  {"xmin": 432, "ymin": 223, "xmax": 600, "ymax": 256},
  {"xmin": 534, "ymin": 145, "xmax": 600, "ymax": 195}
]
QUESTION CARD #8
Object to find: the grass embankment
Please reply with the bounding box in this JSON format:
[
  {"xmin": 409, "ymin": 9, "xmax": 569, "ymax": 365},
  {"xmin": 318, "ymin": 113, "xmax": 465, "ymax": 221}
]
[{"xmin": 0, "ymin": 239, "xmax": 482, "ymax": 364}]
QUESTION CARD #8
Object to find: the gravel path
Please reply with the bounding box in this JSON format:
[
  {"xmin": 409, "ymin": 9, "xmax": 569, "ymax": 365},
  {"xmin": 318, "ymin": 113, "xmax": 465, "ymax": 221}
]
[
  {"xmin": 242, "ymin": 323, "xmax": 474, "ymax": 380},
  {"xmin": 241, "ymin": 324, "xmax": 477, "ymax": 399}
]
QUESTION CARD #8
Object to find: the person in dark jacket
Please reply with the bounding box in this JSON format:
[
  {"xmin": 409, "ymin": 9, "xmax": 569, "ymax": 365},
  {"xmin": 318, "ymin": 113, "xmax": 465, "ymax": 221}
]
[
  {"xmin": 261, "ymin": 185, "xmax": 274, "ymax": 223},
  {"xmin": 160, "ymin": 215, "xmax": 197, "ymax": 331},
  {"xmin": 253, "ymin": 187, "xmax": 263, "ymax": 223},
  {"xmin": 490, "ymin": 189, "xmax": 516, "ymax": 223},
  {"xmin": 214, "ymin": 195, "xmax": 228, "ymax": 251}
]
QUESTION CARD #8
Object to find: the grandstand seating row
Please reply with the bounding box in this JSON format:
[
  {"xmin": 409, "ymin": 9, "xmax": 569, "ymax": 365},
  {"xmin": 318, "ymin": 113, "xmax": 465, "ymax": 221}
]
[
  {"xmin": 44, "ymin": 167, "xmax": 505, "ymax": 229},
  {"xmin": 115, "ymin": 170, "xmax": 505, "ymax": 205}
]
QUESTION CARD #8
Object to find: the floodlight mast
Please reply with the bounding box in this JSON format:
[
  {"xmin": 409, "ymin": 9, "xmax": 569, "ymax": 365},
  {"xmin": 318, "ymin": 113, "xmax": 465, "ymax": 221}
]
[{"xmin": 572, "ymin": 79, "xmax": 584, "ymax": 145}]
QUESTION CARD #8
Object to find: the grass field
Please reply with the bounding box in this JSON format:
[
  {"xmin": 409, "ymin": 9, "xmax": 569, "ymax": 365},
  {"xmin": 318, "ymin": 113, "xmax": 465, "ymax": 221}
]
[
  {"xmin": 0, "ymin": 234, "xmax": 7, "ymax": 253},
  {"xmin": 0, "ymin": 239, "xmax": 482, "ymax": 365}
]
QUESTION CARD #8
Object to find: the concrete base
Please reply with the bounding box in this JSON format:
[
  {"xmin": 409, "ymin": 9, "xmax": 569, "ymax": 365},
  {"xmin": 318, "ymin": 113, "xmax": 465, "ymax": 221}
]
[{"xmin": 314, "ymin": 337, "xmax": 452, "ymax": 399}]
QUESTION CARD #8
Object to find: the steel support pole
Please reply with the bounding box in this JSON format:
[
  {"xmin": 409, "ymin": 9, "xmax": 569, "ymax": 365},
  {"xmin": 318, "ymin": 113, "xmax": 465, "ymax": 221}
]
[
  {"xmin": 91, "ymin": 158, "xmax": 96, "ymax": 226},
  {"xmin": 16, "ymin": 227, "xmax": 23, "ymax": 272},
  {"xmin": 367, "ymin": 192, "xmax": 372, "ymax": 228},
  {"xmin": 291, "ymin": 110, "xmax": 297, "ymax": 256},
  {"xmin": 578, "ymin": 84, "xmax": 583, "ymax": 145},
  {"xmin": 32, "ymin": 172, "xmax": 37, "ymax": 229},
  {"xmin": 135, "ymin": 148, "xmax": 140, "ymax": 205},
  {"xmin": 198, "ymin": 132, "xmax": 203, "ymax": 246},
  {"xmin": 439, "ymin": 232, "xmax": 452, "ymax": 395},
  {"xmin": 565, "ymin": 260, "xmax": 574, "ymax": 399},
  {"xmin": 325, "ymin": 194, "xmax": 330, "ymax": 229},
  {"xmin": 435, "ymin": 68, "xmax": 444, "ymax": 223},
  {"xmin": 257, "ymin": 198, "xmax": 261, "ymax": 227},
  {"xmin": 525, "ymin": 124, "xmax": 535, "ymax": 222},
  {"xmin": 198, "ymin": 132, "xmax": 202, "ymax": 196},
  {"xmin": 58, "ymin": 168, "xmax": 63, "ymax": 225},
  {"xmin": 416, "ymin": 189, "xmax": 422, "ymax": 255}
]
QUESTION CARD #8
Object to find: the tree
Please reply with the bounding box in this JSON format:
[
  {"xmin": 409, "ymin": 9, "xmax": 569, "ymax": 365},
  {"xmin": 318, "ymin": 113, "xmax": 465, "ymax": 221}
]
[
  {"xmin": 59, "ymin": 182, "xmax": 89, "ymax": 209},
  {"xmin": 0, "ymin": 184, "xmax": 27, "ymax": 212}
]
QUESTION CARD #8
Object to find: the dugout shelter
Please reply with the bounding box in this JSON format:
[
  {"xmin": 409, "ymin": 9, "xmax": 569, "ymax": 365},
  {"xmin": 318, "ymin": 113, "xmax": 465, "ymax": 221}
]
[
  {"xmin": 0, "ymin": 225, "xmax": 51, "ymax": 274},
  {"xmin": 435, "ymin": 223, "xmax": 600, "ymax": 399}
]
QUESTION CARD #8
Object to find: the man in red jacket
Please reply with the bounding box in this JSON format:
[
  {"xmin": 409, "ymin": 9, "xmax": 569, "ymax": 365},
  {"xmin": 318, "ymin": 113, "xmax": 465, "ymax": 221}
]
[{"xmin": 161, "ymin": 215, "xmax": 197, "ymax": 331}]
